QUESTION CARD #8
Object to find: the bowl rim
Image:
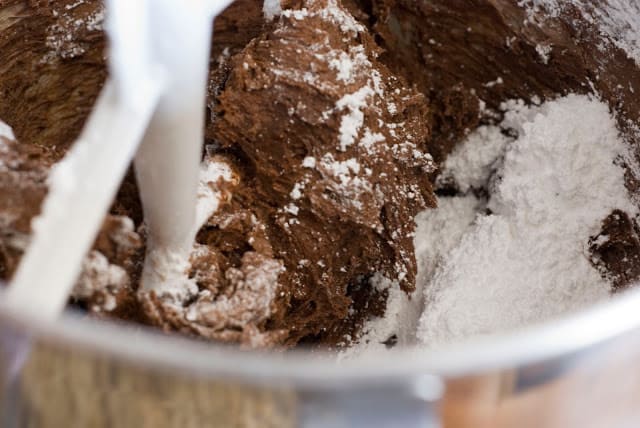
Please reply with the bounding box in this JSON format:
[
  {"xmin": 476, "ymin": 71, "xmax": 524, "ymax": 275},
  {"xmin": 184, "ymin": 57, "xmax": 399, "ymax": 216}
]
[
  {"xmin": 1, "ymin": 286, "xmax": 639, "ymax": 388},
  {"xmin": 1, "ymin": 0, "xmax": 638, "ymax": 394}
]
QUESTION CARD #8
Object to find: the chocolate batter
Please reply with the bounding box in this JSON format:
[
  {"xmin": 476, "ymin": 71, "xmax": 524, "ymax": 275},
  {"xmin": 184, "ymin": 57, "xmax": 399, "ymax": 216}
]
[
  {"xmin": 1, "ymin": 0, "xmax": 639, "ymax": 348},
  {"xmin": 0, "ymin": 135, "xmax": 52, "ymax": 279},
  {"xmin": 199, "ymin": 0, "xmax": 436, "ymax": 345}
]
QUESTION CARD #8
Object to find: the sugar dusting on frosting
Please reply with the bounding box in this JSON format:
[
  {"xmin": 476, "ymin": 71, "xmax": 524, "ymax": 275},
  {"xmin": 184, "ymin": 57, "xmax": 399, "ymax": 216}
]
[
  {"xmin": 520, "ymin": 1, "xmax": 640, "ymax": 65},
  {"xmin": 263, "ymin": 0, "xmax": 282, "ymax": 21},
  {"xmin": 334, "ymin": 75, "xmax": 382, "ymax": 151},
  {"xmin": 0, "ymin": 120, "xmax": 15, "ymax": 141},
  {"xmin": 276, "ymin": 0, "xmax": 386, "ymax": 153},
  {"xmin": 44, "ymin": 2, "xmax": 104, "ymax": 61},
  {"xmin": 185, "ymin": 252, "xmax": 284, "ymax": 334},
  {"xmin": 317, "ymin": 154, "xmax": 370, "ymax": 210},
  {"xmin": 271, "ymin": 0, "xmax": 434, "ymax": 250},
  {"xmin": 73, "ymin": 250, "xmax": 128, "ymax": 312},
  {"xmin": 70, "ymin": 215, "xmax": 141, "ymax": 312}
]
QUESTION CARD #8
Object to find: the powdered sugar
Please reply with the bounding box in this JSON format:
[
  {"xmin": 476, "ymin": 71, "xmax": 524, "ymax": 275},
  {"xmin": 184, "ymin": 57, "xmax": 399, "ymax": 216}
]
[
  {"xmin": 315, "ymin": 0, "xmax": 365, "ymax": 35},
  {"xmin": 418, "ymin": 95, "xmax": 636, "ymax": 347},
  {"xmin": 263, "ymin": 0, "xmax": 282, "ymax": 21},
  {"xmin": 520, "ymin": 1, "xmax": 640, "ymax": 65},
  {"xmin": 338, "ymin": 274, "xmax": 412, "ymax": 359},
  {"xmin": 342, "ymin": 94, "xmax": 637, "ymax": 355},
  {"xmin": 0, "ymin": 120, "xmax": 15, "ymax": 141},
  {"xmin": 195, "ymin": 159, "xmax": 236, "ymax": 229},
  {"xmin": 437, "ymin": 126, "xmax": 510, "ymax": 193},
  {"xmin": 416, "ymin": 196, "xmax": 484, "ymax": 283},
  {"xmin": 185, "ymin": 252, "xmax": 284, "ymax": 330},
  {"xmin": 359, "ymin": 128, "xmax": 386, "ymax": 152},
  {"xmin": 107, "ymin": 216, "xmax": 138, "ymax": 250},
  {"xmin": 280, "ymin": 0, "xmax": 364, "ymax": 34},
  {"xmin": 44, "ymin": 4, "xmax": 104, "ymax": 61},
  {"xmin": 342, "ymin": 196, "xmax": 481, "ymax": 357},
  {"xmin": 72, "ymin": 250, "xmax": 129, "ymax": 312},
  {"xmin": 302, "ymin": 156, "xmax": 317, "ymax": 168},
  {"xmin": 290, "ymin": 182, "xmax": 305, "ymax": 199},
  {"xmin": 281, "ymin": 8, "xmax": 309, "ymax": 21},
  {"xmin": 327, "ymin": 45, "xmax": 370, "ymax": 84},
  {"xmin": 273, "ymin": 1, "xmax": 385, "ymax": 150},
  {"xmin": 334, "ymin": 78, "xmax": 377, "ymax": 151},
  {"xmin": 535, "ymin": 43, "xmax": 552, "ymax": 64},
  {"xmin": 275, "ymin": 0, "xmax": 389, "ymax": 155},
  {"xmin": 317, "ymin": 154, "xmax": 371, "ymax": 209}
]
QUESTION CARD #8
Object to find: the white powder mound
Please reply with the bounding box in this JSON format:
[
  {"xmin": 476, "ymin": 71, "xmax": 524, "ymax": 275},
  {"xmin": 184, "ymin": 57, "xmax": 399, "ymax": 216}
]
[
  {"xmin": 416, "ymin": 195, "xmax": 485, "ymax": 284},
  {"xmin": 340, "ymin": 195, "xmax": 482, "ymax": 358},
  {"xmin": 417, "ymin": 94, "xmax": 637, "ymax": 348},
  {"xmin": 437, "ymin": 126, "xmax": 511, "ymax": 192},
  {"xmin": 342, "ymin": 94, "xmax": 637, "ymax": 356}
]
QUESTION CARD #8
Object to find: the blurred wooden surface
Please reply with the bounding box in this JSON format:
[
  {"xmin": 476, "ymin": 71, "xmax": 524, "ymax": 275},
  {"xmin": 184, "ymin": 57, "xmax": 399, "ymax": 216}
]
[
  {"xmin": 5, "ymin": 331, "xmax": 640, "ymax": 428},
  {"xmin": 442, "ymin": 333, "xmax": 640, "ymax": 428},
  {"xmin": 10, "ymin": 343, "xmax": 297, "ymax": 428}
]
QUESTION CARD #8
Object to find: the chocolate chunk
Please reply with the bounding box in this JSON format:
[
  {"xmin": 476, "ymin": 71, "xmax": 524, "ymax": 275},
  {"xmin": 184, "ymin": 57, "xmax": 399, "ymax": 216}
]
[{"xmin": 590, "ymin": 210, "xmax": 640, "ymax": 292}]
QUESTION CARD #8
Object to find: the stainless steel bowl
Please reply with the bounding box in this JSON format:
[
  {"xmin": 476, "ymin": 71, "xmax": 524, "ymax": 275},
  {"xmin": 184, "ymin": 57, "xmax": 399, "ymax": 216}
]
[
  {"xmin": 2, "ymin": 286, "xmax": 640, "ymax": 427},
  {"xmin": 2, "ymin": 1, "xmax": 640, "ymax": 426}
]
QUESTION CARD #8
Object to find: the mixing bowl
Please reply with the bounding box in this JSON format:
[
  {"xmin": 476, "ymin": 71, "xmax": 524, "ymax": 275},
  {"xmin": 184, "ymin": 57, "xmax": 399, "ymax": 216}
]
[
  {"xmin": 2, "ymin": 1, "xmax": 640, "ymax": 427},
  {"xmin": 2, "ymin": 287, "xmax": 640, "ymax": 427}
]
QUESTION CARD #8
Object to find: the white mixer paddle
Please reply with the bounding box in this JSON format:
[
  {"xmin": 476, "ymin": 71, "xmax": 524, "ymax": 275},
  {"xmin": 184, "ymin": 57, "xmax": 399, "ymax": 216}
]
[
  {"xmin": 4, "ymin": 0, "xmax": 164, "ymax": 318},
  {"xmin": 135, "ymin": 0, "xmax": 235, "ymax": 304}
]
